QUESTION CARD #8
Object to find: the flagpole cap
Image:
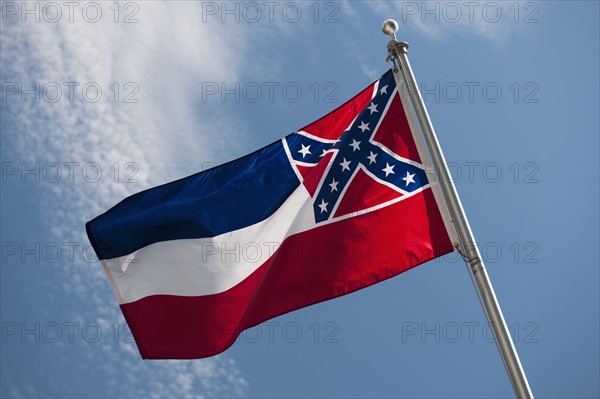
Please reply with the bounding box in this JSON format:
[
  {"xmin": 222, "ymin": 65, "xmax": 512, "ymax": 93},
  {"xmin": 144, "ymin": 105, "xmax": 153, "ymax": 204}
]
[{"xmin": 381, "ymin": 19, "xmax": 399, "ymax": 40}]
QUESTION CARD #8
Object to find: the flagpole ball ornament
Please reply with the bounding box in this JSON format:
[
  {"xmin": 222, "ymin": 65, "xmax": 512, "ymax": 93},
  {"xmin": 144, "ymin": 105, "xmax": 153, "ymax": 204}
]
[
  {"xmin": 381, "ymin": 19, "xmax": 398, "ymax": 40},
  {"xmin": 383, "ymin": 19, "xmax": 407, "ymax": 71}
]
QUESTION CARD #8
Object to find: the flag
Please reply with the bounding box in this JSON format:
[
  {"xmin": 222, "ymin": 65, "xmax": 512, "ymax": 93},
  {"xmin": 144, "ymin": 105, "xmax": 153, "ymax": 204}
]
[{"xmin": 86, "ymin": 69, "xmax": 457, "ymax": 359}]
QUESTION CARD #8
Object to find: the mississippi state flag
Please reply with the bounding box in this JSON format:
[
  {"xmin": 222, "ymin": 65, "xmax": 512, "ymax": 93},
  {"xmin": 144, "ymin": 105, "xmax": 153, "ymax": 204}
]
[{"xmin": 86, "ymin": 69, "xmax": 457, "ymax": 359}]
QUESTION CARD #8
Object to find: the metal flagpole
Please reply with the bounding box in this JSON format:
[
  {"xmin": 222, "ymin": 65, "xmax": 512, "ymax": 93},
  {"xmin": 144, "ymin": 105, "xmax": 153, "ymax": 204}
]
[{"xmin": 381, "ymin": 19, "xmax": 533, "ymax": 398}]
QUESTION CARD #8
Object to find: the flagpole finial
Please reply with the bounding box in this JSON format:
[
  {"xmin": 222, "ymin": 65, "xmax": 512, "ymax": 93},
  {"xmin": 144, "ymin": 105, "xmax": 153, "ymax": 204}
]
[{"xmin": 381, "ymin": 19, "xmax": 398, "ymax": 41}]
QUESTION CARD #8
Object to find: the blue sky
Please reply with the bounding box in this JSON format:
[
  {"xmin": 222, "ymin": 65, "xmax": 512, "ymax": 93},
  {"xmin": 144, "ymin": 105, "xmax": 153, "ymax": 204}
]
[{"xmin": 1, "ymin": 1, "xmax": 598, "ymax": 397}]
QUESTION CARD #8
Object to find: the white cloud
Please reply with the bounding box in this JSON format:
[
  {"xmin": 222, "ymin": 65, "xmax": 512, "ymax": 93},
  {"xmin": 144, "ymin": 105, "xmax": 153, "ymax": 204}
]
[{"xmin": 0, "ymin": 1, "xmax": 260, "ymax": 396}]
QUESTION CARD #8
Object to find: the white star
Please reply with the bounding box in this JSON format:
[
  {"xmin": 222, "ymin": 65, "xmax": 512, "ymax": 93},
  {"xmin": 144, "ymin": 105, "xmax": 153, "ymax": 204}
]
[
  {"xmin": 329, "ymin": 178, "xmax": 339, "ymax": 192},
  {"xmin": 349, "ymin": 139, "xmax": 361, "ymax": 152},
  {"xmin": 403, "ymin": 171, "xmax": 416, "ymax": 187},
  {"xmin": 320, "ymin": 149, "xmax": 328, "ymax": 157},
  {"xmin": 318, "ymin": 198, "xmax": 329, "ymax": 214},
  {"xmin": 367, "ymin": 102, "xmax": 378, "ymax": 114},
  {"xmin": 357, "ymin": 121, "xmax": 370, "ymax": 133},
  {"xmin": 379, "ymin": 85, "xmax": 388, "ymax": 95},
  {"xmin": 339, "ymin": 158, "xmax": 351, "ymax": 172},
  {"xmin": 367, "ymin": 151, "xmax": 378, "ymax": 165},
  {"xmin": 298, "ymin": 144, "xmax": 311, "ymax": 158},
  {"xmin": 382, "ymin": 163, "xmax": 395, "ymax": 177}
]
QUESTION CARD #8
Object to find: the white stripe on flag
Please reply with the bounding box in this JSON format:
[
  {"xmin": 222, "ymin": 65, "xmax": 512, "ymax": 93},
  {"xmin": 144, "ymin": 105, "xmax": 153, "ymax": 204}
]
[
  {"xmin": 103, "ymin": 186, "xmax": 313, "ymax": 304},
  {"xmin": 103, "ymin": 184, "xmax": 436, "ymax": 305}
]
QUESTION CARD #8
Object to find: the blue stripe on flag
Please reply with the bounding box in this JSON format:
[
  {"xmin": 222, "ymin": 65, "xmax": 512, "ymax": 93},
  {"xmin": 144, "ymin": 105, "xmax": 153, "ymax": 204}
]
[{"xmin": 86, "ymin": 139, "xmax": 300, "ymax": 260}]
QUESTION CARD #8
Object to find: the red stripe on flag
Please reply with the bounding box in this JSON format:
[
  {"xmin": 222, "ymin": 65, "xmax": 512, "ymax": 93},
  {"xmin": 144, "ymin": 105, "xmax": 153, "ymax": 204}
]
[{"xmin": 121, "ymin": 188, "xmax": 452, "ymax": 359}]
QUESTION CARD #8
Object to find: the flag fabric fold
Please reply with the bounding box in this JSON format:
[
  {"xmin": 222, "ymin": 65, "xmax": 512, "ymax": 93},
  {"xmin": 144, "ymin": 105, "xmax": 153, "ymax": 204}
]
[{"xmin": 86, "ymin": 69, "xmax": 457, "ymax": 359}]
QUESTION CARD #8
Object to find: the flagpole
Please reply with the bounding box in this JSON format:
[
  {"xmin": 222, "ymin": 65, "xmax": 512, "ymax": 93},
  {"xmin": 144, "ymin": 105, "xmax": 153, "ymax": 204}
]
[{"xmin": 381, "ymin": 20, "xmax": 533, "ymax": 398}]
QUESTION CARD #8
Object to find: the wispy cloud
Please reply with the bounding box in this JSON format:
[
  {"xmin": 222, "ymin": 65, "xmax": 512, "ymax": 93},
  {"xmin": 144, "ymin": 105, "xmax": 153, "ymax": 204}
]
[{"xmin": 1, "ymin": 1, "xmax": 260, "ymax": 396}]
